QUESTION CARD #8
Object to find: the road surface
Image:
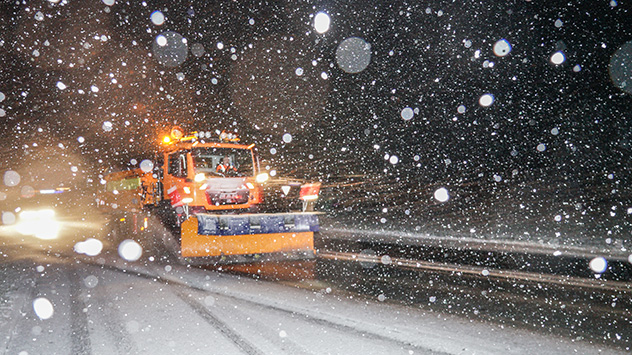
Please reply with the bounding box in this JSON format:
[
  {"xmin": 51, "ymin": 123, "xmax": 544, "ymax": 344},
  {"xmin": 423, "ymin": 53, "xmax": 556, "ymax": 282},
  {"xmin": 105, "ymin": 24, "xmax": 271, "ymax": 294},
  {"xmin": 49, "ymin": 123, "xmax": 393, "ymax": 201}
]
[{"xmin": 0, "ymin": 244, "xmax": 626, "ymax": 354}]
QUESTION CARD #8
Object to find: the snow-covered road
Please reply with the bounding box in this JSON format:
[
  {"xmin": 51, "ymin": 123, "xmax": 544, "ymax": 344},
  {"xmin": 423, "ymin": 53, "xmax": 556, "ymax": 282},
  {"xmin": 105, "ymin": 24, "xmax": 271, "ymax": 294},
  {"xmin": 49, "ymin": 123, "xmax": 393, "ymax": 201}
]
[{"xmin": 0, "ymin": 254, "xmax": 623, "ymax": 355}]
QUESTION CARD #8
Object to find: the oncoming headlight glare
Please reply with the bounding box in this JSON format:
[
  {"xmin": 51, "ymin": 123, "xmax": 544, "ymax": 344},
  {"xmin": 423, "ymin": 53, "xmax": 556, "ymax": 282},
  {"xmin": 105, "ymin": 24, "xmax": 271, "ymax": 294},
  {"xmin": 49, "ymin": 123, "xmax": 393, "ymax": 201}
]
[{"xmin": 16, "ymin": 209, "xmax": 60, "ymax": 240}]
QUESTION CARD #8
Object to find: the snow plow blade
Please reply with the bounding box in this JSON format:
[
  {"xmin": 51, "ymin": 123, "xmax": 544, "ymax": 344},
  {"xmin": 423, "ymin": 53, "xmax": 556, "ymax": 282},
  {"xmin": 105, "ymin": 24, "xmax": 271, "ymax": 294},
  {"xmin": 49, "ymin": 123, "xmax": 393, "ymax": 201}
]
[{"xmin": 180, "ymin": 213, "xmax": 318, "ymax": 260}]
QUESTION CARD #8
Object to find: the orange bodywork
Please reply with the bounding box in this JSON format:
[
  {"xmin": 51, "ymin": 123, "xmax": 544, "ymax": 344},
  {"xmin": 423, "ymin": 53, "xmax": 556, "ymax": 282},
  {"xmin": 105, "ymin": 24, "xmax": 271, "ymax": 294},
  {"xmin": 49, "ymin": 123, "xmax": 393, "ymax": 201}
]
[
  {"xmin": 100, "ymin": 130, "xmax": 318, "ymax": 261},
  {"xmin": 159, "ymin": 139, "xmax": 263, "ymax": 211},
  {"xmin": 180, "ymin": 216, "xmax": 315, "ymax": 257}
]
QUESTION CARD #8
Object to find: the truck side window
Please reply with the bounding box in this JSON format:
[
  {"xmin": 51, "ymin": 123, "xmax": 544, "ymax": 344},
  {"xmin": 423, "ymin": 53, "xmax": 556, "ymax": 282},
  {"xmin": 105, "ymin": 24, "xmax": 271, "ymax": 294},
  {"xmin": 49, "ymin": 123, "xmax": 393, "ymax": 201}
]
[
  {"xmin": 168, "ymin": 152, "xmax": 181, "ymax": 176},
  {"xmin": 178, "ymin": 154, "xmax": 187, "ymax": 177}
]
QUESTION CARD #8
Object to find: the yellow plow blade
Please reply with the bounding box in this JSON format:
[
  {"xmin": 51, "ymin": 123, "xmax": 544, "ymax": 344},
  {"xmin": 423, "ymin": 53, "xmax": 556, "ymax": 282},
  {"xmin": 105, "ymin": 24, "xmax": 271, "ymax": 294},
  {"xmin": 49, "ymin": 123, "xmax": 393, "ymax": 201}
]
[{"xmin": 180, "ymin": 215, "xmax": 315, "ymax": 258}]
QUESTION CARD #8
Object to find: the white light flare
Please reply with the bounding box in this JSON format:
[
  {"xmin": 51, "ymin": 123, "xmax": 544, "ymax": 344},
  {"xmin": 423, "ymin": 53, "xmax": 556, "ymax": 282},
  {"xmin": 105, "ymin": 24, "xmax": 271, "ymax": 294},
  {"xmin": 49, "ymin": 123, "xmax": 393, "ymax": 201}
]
[
  {"xmin": 314, "ymin": 12, "xmax": 331, "ymax": 34},
  {"xmin": 16, "ymin": 210, "xmax": 60, "ymax": 240},
  {"xmin": 434, "ymin": 187, "xmax": 450, "ymax": 202},
  {"xmin": 156, "ymin": 35, "xmax": 167, "ymax": 47},
  {"xmin": 493, "ymin": 39, "xmax": 512, "ymax": 57},
  {"xmin": 74, "ymin": 238, "xmax": 104, "ymax": 256},
  {"xmin": 140, "ymin": 159, "xmax": 154, "ymax": 173},
  {"xmin": 118, "ymin": 239, "xmax": 143, "ymax": 261},
  {"xmin": 589, "ymin": 257, "xmax": 608, "ymax": 274},
  {"xmin": 551, "ymin": 51, "xmax": 566, "ymax": 65},
  {"xmin": 401, "ymin": 107, "xmax": 414, "ymax": 121},
  {"xmin": 151, "ymin": 10, "xmax": 165, "ymax": 26},
  {"xmin": 33, "ymin": 297, "xmax": 54, "ymax": 320},
  {"xmin": 479, "ymin": 94, "xmax": 494, "ymax": 107},
  {"xmin": 4, "ymin": 170, "xmax": 20, "ymax": 187}
]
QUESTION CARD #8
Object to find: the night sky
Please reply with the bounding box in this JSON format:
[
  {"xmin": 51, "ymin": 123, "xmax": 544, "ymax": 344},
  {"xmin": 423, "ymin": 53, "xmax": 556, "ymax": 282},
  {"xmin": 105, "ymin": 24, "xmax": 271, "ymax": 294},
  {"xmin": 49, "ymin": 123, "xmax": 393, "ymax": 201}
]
[{"xmin": 1, "ymin": 0, "xmax": 632, "ymax": 248}]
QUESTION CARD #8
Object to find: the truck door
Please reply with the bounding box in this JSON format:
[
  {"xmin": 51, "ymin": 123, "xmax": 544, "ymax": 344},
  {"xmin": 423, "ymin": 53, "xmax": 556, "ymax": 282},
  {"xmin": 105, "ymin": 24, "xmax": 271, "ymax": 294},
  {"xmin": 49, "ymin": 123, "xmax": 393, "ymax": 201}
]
[{"xmin": 164, "ymin": 150, "xmax": 189, "ymax": 204}]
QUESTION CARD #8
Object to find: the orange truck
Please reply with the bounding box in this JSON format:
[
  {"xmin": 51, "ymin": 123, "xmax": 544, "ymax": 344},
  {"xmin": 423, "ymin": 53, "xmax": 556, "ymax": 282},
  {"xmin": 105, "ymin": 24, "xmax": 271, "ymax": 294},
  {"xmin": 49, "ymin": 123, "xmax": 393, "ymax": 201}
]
[{"xmin": 97, "ymin": 127, "xmax": 321, "ymax": 263}]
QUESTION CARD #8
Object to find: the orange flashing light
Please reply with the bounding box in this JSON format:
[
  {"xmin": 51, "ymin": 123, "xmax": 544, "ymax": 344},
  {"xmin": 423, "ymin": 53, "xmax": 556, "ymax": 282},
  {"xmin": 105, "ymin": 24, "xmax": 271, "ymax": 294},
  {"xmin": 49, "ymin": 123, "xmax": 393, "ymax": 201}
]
[
  {"xmin": 170, "ymin": 126, "xmax": 185, "ymax": 140},
  {"xmin": 163, "ymin": 136, "xmax": 171, "ymax": 144}
]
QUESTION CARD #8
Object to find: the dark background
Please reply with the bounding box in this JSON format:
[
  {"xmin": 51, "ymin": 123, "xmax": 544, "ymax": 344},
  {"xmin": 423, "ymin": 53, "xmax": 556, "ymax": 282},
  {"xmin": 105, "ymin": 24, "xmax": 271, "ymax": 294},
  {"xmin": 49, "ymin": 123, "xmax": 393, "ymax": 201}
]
[{"xmin": 1, "ymin": 0, "xmax": 631, "ymax": 250}]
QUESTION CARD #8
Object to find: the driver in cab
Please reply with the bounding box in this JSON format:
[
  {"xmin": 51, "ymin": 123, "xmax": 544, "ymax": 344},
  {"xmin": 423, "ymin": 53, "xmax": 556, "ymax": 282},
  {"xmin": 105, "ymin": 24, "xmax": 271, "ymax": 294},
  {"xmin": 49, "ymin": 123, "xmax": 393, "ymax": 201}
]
[{"xmin": 216, "ymin": 156, "xmax": 238, "ymax": 176}]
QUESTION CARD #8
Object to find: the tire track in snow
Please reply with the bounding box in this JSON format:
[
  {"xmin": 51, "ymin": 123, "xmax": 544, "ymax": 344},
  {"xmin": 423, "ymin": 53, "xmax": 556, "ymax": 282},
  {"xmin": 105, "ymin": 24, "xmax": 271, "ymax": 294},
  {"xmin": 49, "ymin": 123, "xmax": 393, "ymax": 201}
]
[
  {"xmin": 2, "ymin": 279, "xmax": 37, "ymax": 354},
  {"xmin": 174, "ymin": 285, "xmax": 316, "ymax": 355},
  {"xmin": 97, "ymin": 262, "xmax": 445, "ymax": 354},
  {"xmin": 69, "ymin": 269, "xmax": 92, "ymax": 355},
  {"xmin": 207, "ymin": 288, "xmax": 444, "ymax": 355},
  {"xmin": 171, "ymin": 286, "xmax": 265, "ymax": 355},
  {"xmin": 79, "ymin": 265, "xmax": 138, "ymax": 355}
]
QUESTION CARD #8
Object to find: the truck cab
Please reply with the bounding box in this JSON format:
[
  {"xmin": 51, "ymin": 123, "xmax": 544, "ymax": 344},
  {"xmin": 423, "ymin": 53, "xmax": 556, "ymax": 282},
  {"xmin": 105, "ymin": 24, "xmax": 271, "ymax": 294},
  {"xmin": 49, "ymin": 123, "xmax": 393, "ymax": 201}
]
[{"xmin": 157, "ymin": 133, "xmax": 265, "ymax": 214}]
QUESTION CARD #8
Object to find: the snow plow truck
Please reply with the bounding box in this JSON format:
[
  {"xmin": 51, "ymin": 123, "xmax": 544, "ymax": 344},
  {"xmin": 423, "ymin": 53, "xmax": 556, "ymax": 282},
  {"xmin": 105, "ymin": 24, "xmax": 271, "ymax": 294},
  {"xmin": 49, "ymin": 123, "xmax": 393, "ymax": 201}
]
[{"xmin": 97, "ymin": 127, "xmax": 320, "ymax": 263}]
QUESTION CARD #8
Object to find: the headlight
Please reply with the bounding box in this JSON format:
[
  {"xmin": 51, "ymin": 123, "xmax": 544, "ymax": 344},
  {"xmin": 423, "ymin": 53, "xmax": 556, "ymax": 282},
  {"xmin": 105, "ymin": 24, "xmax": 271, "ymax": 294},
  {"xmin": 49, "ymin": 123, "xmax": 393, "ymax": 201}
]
[
  {"xmin": 255, "ymin": 172, "xmax": 269, "ymax": 183},
  {"xmin": 194, "ymin": 173, "xmax": 206, "ymax": 182},
  {"xmin": 15, "ymin": 209, "xmax": 60, "ymax": 240}
]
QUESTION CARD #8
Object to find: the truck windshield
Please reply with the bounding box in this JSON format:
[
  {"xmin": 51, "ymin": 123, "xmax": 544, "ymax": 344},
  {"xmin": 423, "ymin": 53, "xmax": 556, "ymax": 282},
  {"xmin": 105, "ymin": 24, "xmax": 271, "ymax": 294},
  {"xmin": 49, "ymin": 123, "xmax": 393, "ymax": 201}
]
[{"xmin": 191, "ymin": 147, "xmax": 254, "ymax": 177}]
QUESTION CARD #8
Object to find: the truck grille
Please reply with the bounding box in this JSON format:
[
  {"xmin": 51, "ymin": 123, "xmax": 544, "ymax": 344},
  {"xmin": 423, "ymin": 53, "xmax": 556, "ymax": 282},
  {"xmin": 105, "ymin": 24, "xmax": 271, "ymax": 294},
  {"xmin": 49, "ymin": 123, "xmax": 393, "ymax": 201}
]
[{"xmin": 206, "ymin": 189, "xmax": 249, "ymax": 205}]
